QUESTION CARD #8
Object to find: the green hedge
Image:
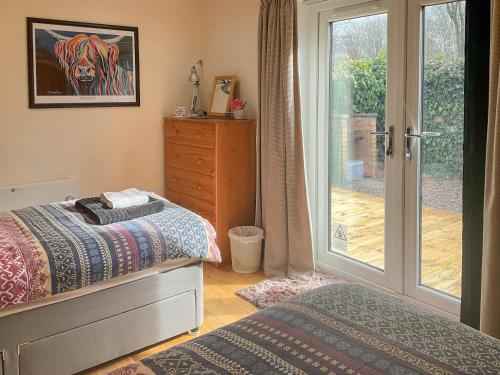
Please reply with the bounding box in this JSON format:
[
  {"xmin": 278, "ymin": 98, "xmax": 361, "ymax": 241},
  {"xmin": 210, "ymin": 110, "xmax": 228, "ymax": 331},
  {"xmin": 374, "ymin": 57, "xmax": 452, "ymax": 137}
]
[
  {"xmin": 421, "ymin": 57, "xmax": 464, "ymax": 177},
  {"xmin": 336, "ymin": 52, "xmax": 464, "ymax": 178}
]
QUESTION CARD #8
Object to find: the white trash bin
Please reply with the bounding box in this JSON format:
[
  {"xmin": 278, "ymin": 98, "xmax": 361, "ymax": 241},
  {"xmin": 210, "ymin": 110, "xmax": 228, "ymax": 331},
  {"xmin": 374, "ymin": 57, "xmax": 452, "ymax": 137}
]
[{"xmin": 228, "ymin": 226, "xmax": 264, "ymax": 273}]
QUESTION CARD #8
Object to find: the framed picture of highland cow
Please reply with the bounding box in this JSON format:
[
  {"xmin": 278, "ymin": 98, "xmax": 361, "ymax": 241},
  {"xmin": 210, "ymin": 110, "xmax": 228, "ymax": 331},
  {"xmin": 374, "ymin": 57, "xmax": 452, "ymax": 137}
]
[{"xmin": 27, "ymin": 18, "xmax": 140, "ymax": 108}]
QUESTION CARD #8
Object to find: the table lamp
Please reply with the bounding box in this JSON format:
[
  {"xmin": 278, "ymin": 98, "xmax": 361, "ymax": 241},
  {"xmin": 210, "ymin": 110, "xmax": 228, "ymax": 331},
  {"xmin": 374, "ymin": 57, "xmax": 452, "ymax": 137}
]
[{"xmin": 189, "ymin": 60, "xmax": 202, "ymax": 117}]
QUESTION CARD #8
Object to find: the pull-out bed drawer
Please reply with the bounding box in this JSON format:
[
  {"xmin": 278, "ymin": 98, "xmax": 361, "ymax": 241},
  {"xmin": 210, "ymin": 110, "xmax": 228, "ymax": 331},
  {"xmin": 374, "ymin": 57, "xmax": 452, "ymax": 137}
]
[
  {"xmin": 18, "ymin": 291, "xmax": 195, "ymax": 375},
  {"xmin": 0, "ymin": 261, "xmax": 204, "ymax": 375}
]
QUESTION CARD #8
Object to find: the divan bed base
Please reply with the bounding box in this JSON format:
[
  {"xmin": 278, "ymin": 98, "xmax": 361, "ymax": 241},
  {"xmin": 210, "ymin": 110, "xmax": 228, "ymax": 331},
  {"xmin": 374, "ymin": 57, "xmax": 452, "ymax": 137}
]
[{"xmin": 0, "ymin": 261, "xmax": 204, "ymax": 375}]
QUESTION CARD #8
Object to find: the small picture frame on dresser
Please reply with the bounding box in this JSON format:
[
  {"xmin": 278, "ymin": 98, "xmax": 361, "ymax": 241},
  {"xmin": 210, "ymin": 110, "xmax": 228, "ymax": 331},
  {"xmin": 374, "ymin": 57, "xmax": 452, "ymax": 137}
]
[{"xmin": 208, "ymin": 75, "xmax": 236, "ymax": 117}]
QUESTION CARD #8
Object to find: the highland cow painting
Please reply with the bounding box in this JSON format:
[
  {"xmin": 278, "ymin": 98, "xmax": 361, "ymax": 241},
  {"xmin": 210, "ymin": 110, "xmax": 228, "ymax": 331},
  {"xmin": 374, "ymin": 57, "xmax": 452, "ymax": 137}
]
[{"xmin": 27, "ymin": 18, "xmax": 140, "ymax": 108}]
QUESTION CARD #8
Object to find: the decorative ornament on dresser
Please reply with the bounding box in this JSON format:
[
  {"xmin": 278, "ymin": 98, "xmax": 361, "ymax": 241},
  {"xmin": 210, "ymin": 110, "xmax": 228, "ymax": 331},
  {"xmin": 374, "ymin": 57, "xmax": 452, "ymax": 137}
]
[
  {"xmin": 27, "ymin": 18, "xmax": 140, "ymax": 108},
  {"xmin": 231, "ymin": 98, "xmax": 247, "ymax": 119},
  {"xmin": 174, "ymin": 106, "xmax": 190, "ymax": 117}
]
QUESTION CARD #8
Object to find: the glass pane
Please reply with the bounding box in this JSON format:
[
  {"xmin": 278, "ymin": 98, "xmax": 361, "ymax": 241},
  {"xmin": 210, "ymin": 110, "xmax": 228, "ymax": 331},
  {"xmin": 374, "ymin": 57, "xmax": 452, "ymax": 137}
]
[
  {"xmin": 328, "ymin": 13, "xmax": 388, "ymax": 270},
  {"xmin": 420, "ymin": 1, "xmax": 465, "ymax": 298}
]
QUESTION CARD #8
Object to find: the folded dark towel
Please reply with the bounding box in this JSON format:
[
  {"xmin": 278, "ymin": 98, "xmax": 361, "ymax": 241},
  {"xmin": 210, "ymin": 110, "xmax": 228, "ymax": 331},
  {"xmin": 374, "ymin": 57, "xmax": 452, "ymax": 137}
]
[{"xmin": 75, "ymin": 196, "xmax": 165, "ymax": 225}]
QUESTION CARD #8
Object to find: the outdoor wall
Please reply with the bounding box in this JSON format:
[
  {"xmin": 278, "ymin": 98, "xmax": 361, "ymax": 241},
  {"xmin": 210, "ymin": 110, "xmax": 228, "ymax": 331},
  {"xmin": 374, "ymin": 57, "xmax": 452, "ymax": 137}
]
[{"xmin": 352, "ymin": 115, "xmax": 377, "ymax": 178}]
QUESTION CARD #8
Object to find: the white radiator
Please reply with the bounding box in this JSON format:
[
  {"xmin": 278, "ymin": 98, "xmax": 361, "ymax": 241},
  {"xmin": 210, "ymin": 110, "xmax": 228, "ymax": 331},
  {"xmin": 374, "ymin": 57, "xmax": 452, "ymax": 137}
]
[{"xmin": 0, "ymin": 179, "xmax": 78, "ymax": 211}]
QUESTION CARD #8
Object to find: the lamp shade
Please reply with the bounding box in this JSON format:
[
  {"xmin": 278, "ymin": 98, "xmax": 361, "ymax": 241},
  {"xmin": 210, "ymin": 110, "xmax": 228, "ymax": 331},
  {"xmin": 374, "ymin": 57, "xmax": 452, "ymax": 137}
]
[{"xmin": 189, "ymin": 66, "xmax": 200, "ymax": 83}]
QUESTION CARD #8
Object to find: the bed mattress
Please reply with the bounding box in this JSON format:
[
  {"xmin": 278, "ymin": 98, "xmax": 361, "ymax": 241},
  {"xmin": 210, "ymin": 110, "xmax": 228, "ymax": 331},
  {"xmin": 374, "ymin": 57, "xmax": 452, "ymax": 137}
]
[
  {"xmin": 107, "ymin": 283, "xmax": 500, "ymax": 375},
  {"xmin": 0, "ymin": 199, "xmax": 220, "ymax": 310}
]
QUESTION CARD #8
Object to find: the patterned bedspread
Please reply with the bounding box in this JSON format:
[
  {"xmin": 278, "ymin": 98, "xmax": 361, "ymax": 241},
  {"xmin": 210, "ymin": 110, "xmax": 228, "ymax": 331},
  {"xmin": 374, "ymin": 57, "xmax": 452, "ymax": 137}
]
[
  {"xmin": 108, "ymin": 283, "xmax": 500, "ymax": 375},
  {"xmin": 0, "ymin": 199, "xmax": 220, "ymax": 309}
]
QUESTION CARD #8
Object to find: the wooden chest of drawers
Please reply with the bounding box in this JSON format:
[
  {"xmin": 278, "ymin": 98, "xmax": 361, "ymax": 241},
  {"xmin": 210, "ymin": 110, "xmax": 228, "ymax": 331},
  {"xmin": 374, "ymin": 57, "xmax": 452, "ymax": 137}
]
[{"xmin": 164, "ymin": 117, "xmax": 256, "ymax": 265}]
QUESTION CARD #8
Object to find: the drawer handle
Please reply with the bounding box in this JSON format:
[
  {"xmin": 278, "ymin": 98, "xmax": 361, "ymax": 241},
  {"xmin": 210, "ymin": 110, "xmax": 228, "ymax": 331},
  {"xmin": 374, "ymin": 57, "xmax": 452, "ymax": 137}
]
[
  {"xmin": 197, "ymin": 159, "xmax": 203, "ymax": 165},
  {"xmin": 173, "ymin": 177, "xmax": 179, "ymax": 183},
  {"xmin": 197, "ymin": 184, "xmax": 202, "ymax": 190},
  {"xmin": 197, "ymin": 132, "xmax": 203, "ymax": 138}
]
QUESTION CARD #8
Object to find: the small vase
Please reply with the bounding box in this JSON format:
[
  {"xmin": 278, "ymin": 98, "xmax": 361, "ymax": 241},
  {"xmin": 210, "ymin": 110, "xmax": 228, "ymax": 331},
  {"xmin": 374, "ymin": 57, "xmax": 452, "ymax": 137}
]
[{"xmin": 233, "ymin": 109, "xmax": 245, "ymax": 119}]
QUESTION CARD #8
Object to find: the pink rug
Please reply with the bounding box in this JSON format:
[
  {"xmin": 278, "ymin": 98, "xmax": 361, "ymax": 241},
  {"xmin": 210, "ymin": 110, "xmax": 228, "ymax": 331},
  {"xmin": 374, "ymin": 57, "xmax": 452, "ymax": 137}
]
[{"xmin": 236, "ymin": 271, "xmax": 346, "ymax": 309}]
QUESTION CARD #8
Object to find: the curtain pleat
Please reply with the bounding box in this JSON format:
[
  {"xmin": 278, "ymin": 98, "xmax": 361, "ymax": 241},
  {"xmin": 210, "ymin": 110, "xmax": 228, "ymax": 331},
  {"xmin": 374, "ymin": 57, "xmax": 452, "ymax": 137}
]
[
  {"xmin": 256, "ymin": 0, "xmax": 314, "ymax": 277},
  {"xmin": 481, "ymin": 0, "xmax": 500, "ymax": 339}
]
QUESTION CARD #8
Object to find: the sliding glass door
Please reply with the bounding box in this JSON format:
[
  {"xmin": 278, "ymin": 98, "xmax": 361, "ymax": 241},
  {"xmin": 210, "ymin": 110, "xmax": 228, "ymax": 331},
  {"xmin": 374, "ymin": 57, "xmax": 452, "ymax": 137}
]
[{"xmin": 315, "ymin": 0, "xmax": 465, "ymax": 314}]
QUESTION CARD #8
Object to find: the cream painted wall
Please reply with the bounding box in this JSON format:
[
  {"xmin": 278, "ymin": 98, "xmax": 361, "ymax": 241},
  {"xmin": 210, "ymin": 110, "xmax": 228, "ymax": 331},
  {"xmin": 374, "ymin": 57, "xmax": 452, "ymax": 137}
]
[
  {"xmin": 0, "ymin": 0, "xmax": 202, "ymax": 197},
  {"xmin": 0, "ymin": 0, "xmax": 260, "ymax": 199},
  {"xmin": 198, "ymin": 0, "xmax": 260, "ymax": 119}
]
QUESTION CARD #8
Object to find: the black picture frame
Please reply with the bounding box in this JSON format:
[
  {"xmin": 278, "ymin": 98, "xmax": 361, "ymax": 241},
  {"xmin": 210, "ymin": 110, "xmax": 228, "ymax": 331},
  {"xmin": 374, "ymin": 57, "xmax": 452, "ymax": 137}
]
[{"xmin": 27, "ymin": 17, "xmax": 140, "ymax": 108}]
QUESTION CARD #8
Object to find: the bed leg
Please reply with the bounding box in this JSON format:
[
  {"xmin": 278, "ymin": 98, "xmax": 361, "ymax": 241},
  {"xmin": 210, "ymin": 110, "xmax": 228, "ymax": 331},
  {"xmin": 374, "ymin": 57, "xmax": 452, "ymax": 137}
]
[{"xmin": 187, "ymin": 327, "xmax": 200, "ymax": 336}]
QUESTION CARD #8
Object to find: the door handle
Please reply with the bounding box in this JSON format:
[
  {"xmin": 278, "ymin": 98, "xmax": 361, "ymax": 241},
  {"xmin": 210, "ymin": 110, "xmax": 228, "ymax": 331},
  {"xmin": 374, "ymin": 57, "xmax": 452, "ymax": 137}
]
[
  {"xmin": 405, "ymin": 131, "xmax": 441, "ymax": 138},
  {"xmin": 369, "ymin": 126, "xmax": 393, "ymax": 158},
  {"xmin": 405, "ymin": 128, "xmax": 441, "ymax": 160}
]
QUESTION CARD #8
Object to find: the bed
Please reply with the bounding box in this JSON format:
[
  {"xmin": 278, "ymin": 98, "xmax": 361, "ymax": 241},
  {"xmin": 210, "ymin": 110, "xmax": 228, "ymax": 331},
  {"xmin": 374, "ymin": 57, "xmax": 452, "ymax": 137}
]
[
  {"xmin": 0, "ymin": 198, "xmax": 220, "ymax": 375},
  {"xmin": 107, "ymin": 283, "xmax": 500, "ymax": 375}
]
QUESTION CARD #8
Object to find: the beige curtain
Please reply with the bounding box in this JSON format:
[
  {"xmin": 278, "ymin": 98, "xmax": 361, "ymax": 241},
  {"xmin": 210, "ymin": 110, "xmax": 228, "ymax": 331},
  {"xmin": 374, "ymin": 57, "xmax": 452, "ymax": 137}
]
[
  {"xmin": 482, "ymin": 0, "xmax": 500, "ymax": 339},
  {"xmin": 256, "ymin": 0, "xmax": 314, "ymax": 277}
]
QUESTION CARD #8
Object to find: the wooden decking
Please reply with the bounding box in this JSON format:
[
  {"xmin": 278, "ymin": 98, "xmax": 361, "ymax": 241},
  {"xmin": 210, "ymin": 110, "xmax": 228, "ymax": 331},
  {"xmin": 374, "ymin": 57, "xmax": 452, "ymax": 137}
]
[{"xmin": 331, "ymin": 188, "xmax": 462, "ymax": 297}]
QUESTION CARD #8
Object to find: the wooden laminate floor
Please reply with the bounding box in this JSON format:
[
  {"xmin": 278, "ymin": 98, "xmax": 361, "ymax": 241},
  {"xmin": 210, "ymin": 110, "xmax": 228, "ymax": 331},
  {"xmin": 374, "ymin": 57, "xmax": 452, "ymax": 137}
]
[{"xmin": 83, "ymin": 265, "xmax": 266, "ymax": 375}]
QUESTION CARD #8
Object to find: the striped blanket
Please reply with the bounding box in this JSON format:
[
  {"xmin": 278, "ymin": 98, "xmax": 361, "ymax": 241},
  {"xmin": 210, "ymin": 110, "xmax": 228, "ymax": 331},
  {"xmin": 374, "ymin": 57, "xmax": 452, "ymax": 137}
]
[
  {"xmin": 0, "ymin": 199, "xmax": 220, "ymax": 309},
  {"xmin": 107, "ymin": 283, "xmax": 500, "ymax": 375}
]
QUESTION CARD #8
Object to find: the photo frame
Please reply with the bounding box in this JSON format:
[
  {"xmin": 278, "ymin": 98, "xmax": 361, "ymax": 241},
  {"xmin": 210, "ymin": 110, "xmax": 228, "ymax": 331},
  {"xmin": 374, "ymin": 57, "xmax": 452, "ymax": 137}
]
[
  {"xmin": 27, "ymin": 17, "xmax": 140, "ymax": 108},
  {"xmin": 208, "ymin": 75, "xmax": 236, "ymax": 116}
]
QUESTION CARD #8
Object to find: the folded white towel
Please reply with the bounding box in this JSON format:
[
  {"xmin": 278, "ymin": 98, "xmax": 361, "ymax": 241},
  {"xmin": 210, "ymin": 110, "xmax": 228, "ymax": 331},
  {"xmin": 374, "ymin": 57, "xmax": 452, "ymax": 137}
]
[{"xmin": 100, "ymin": 188, "xmax": 150, "ymax": 209}]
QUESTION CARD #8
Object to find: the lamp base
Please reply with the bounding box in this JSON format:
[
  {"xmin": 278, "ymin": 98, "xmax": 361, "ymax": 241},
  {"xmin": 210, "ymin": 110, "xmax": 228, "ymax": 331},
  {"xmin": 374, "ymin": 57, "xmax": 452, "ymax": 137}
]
[{"xmin": 189, "ymin": 111, "xmax": 204, "ymax": 118}]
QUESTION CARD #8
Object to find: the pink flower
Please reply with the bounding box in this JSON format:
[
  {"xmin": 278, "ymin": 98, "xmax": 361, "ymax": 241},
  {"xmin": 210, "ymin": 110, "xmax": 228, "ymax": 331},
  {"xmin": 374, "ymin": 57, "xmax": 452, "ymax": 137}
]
[{"xmin": 231, "ymin": 98, "xmax": 246, "ymax": 111}]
